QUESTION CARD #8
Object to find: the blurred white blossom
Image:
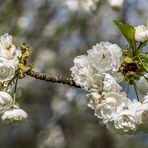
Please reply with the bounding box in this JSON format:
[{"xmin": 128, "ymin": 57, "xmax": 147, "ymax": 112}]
[
  {"xmin": 64, "ymin": 0, "xmax": 99, "ymax": 12},
  {"xmin": 108, "ymin": 0, "xmax": 124, "ymax": 10},
  {"xmin": 40, "ymin": 126, "xmax": 66, "ymax": 148}
]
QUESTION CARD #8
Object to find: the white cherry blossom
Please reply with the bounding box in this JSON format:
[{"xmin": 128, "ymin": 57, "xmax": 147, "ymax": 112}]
[
  {"xmin": 0, "ymin": 33, "xmax": 13, "ymax": 48},
  {"xmin": 87, "ymin": 42, "xmax": 122, "ymax": 73},
  {"xmin": 87, "ymin": 92, "xmax": 101, "ymax": 110},
  {"xmin": 70, "ymin": 39, "xmax": 148, "ymax": 134},
  {"xmin": 112, "ymin": 109, "xmax": 138, "ymax": 133},
  {"xmin": 89, "ymin": 74, "xmax": 104, "ymax": 92},
  {"xmin": 0, "ymin": 58, "xmax": 16, "ymax": 82},
  {"xmin": 2, "ymin": 106, "xmax": 28, "ymax": 124},
  {"xmin": 70, "ymin": 55, "xmax": 94, "ymax": 90},
  {"xmin": 0, "ymin": 45, "xmax": 21, "ymax": 61},
  {"xmin": 70, "ymin": 55, "xmax": 104, "ymax": 91},
  {"xmin": 103, "ymin": 73, "xmax": 122, "ymax": 93},
  {"xmin": 95, "ymin": 92, "xmax": 128, "ymax": 122},
  {"xmin": 106, "ymin": 100, "xmax": 142, "ymax": 134},
  {"xmin": 0, "ymin": 33, "xmax": 21, "ymax": 61},
  {"xmin": 111, "ymin": 72, "xmax": 124, "ymax": 83},
  {"xmin": 0, "ymin": 91, "xmax": 13, "ymax": 113},
  {"xmin": 137, "ymin": 96, "xmax": 148, "ymax": 127},
  {"xmin": 142, "ymin": 94, "xmax": 148, "ymax": 104}
]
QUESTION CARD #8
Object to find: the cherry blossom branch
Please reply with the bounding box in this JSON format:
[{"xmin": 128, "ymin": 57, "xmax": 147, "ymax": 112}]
[{"xmin": 26, "ymin": 70, "xmax": 80, "ymax": 88}]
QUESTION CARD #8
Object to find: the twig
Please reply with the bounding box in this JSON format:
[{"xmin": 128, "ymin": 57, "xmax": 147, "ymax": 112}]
[{"xmin": 26, "ymin": 70, "xmax": 80, "ymax": 88}]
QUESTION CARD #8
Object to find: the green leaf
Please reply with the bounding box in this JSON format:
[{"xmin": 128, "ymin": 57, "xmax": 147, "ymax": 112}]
[
  {"xmin": 137, "ymin": 53, "xmax": 148, "ymax": 72},
  {"xmin": 114, "ymin": 20, "xmax": 135, "ymax": 48}
]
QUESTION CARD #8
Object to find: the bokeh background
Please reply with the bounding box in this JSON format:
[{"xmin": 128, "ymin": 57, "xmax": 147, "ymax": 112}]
[{"xmin": 0, "ymin": 0, "xmax": 148, "ymax": 148}]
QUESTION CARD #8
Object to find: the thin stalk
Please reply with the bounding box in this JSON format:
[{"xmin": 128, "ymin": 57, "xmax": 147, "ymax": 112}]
[
  {"xmin": 126, "ymin": 84, "xmax": 129, "ymax": 98},
  {"xmin": 6, "ymin": 70, "xmax": 19, "ymax": 90},
  {"xmin": 13, "ymin": 76, "xmax": 19, "ymax": 104},
  {"xmin": 144, "ymin": 75, "xmax": 148, "ymax": 82},
  {"xmin": 130, "ymin": 46, "xmax": 134, "ymax": 57},
  {"xmin": 133, "ymin": 81, "xmax": 140, "ymax": 101},
  {"xmin": 136, "ymin": 41, "xmax": 147, "ymax": 55}
]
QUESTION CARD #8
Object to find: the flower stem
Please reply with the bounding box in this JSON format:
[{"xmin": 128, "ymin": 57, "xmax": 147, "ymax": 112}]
[
  {"xmin": 144, "ymin": 75, "xmax": 148, "ymax": 82},
  {"xmin": 13, "ymin": 76, "xmax": 19, "ymax": 104},
  {"xmin": 126, "ymin": 84, "xmax": 129, "ymax": 97},
  {"xmin": 133, "ymin": 81, "xmax": 139, "ymax": 101},
  {"xmin": 6, "ymin": 70, "xmax": 19, "ymax": 90}
]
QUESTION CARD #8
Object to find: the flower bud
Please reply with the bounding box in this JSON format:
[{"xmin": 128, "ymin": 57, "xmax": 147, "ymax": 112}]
[
  {"xmin": 134, "ymin": 25, "xmax": 148, "ymax": 42},
  {"xmin": 137, "ymin": 75, "xmax": 148, "ymax": 94}
]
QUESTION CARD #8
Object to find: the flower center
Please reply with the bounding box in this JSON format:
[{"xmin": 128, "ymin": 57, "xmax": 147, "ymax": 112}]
[
  {"xmin": 119, "ymin": 56, "xmax": 144, "ymax": 84},
  {"xmin": 5, "ymin": 45, "xmax": 12, "ymax": 51},
  {"xmin": 122, "ymin": 115, "xmax": 129, "ymax": 122},
  {"xmin": 124, "ymin": 63, "xmax": 138, "ymax": 73}
]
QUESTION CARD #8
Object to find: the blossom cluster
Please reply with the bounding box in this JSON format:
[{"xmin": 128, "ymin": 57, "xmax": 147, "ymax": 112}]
[
  {"xmin": 0, "ymin": 33, "xmax": 28, "ymax": 124},
  {"xmin": 71, "ymin": 23, "xmax": 148, "ymax": 134}
]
